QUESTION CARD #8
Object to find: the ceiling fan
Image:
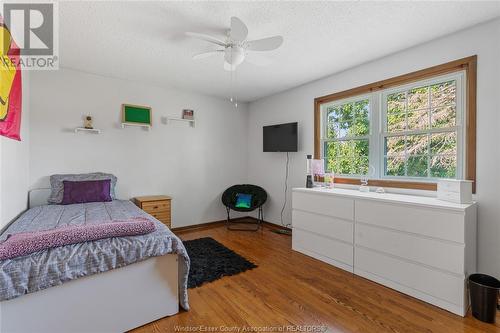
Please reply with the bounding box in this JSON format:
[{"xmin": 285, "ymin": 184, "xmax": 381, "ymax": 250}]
[{"xmin": 186, "ymin": 17, "xmax": 283, "ymax": 71}]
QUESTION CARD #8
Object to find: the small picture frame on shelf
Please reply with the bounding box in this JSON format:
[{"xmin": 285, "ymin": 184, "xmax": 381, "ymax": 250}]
[{"xmin": 182, "ymin": 109, "xmax": 194, "ymax": 120}]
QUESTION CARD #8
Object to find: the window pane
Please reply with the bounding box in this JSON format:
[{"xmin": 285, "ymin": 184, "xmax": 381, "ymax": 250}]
[
  {"xmin": 385, "ymin": 156, "xmax": 405, "ymax": 176},
  {"xmin": 430, "ymin": 155, "xmax": 456, "ymax": 178},
  {"xmin": 431, "ymin": 80, "xmax": 456, "ymax": 108},
  {"xmin": 384, "ymin": 136, "xmax": 405, "ymax": 156},
  {"xmin": 407, "ymin": 110, "xmax": 429, "ymax": 130},
  {"xmin": 406, "ymin": 134, "xmax": 429, "ymax": 155},
  {"xmin": 353, "ymin": 139, "xmax": 369, "ymax": 157},
  {"xmin": 407, "ymin": 156, "xmax": 428, "ymax": 177},
  {"xmin": 354, "ymin": 99, "xmax": 370, "ymax": 119},
  {"xmin": 324, "ymin": 140, "xmax": 368, "ymax": 175},
  {"xmin": 408, "ymin": 86, "xmax": 429, "ymax": 110},
  {"xmin": 387, "ymin": 112, "xmax": 406, "ymax": 132},
  {"xmin": 432, "ymin": 105, "xmax": 456, "ymax": 129},
  {"xmin": 327, "ymin": 106, "xmax": 341, "ymax": 122},
  {"xmin": 387, "ymin": 92, "xmax": 406, "ymax": 113},
  {"xmin": 430, "ymin": 132, "xmax": 457, "ymax": 155},
  {"xmin": 338, "ymin": 103, "xmax": 354, "ymax": 121}
]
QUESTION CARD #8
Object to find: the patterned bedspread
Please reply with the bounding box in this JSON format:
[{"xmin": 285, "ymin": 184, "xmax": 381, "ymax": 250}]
[{"xmin": 0, "ymin": 200, "xmax": 190, "ymax": 310}]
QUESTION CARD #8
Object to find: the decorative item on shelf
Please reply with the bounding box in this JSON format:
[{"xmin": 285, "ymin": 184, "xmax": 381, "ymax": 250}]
[
  {"xmin": 182, "ymin": 109, "xmax": 194, "ymax": 120},
  {"xmin": 375, "ymin": 187, "xmax": 385, "ymax": 194},
  {"xmin": 359, "ymin": 164, "xmax": 376, "ymax": 193},
  {"xmin": 75, "ymin": 114, "xmax": 100, "ymax": 134},
  {"xmin": 359, "ymin": 178, "xmax": 370, "ymax": 192},
  {"xmin": 312, "ymin": 159, "xmax": 325, "ymax": 187},
  {"xmin": 84, "ymin": 115, "xmax": 93, "ymax": 129},
  {"xmin": 305, "ymin": 155, "xmax": 313, "ymax": 188},
  {"xmin": 437, "ymin": 179, "xmax": 473, "ymax": 204},
  {"xmin": 121, "ymin": 104, "xmax": 152, "ymax": 129},
  {"xmin": 325, "ymin": 173, "xmax": 335, "ymax": 189}
]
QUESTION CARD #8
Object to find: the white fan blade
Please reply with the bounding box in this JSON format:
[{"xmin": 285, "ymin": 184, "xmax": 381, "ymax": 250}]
[
  {"xmin": 224, "ymin": 62, "xmax": 236, "ymax": 71},
  {"xmin": 245, "ymin": 53, "xmax": 272, "ymax": 67},
  {"xmin": 192, "ymin": 50, "xmax": 224, "ymax": 60},
  {"xmin": 230, "ymin": 16, "xmax": 248, "ymax": 41},
  {"xmin": 185, "ymin": 32, "xmax": 226, "ymax": 47},
  {"xmin": 247, "ymin": 36, "xmax": 283, "ymax": 51}
]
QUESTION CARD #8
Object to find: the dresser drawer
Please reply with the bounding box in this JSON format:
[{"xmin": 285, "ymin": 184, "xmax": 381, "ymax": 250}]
[
  {"xmin": 355, "ymin": 199, "xmax": 465, "ymax": 243},
  {"xmin": 356, "ymin": 223, "xmax": 465, "ymax": 275},
  {"xmin": 293, "ymin": 209, "xmax": 353, "ymax": 244},
  {"xmin": 142, "ymin": 201, "xmax": 170, "ymax": 213},
  {"xmin": 355, "ymin": 247, "xmax": 464, "ymax": 307},
  {"xmin": 293, "ymin": 191, "xmax": 354, "ymax": 220},
  {"xmin": 293, "ymin": 228, "xmax": 353, "ymax": 271}
]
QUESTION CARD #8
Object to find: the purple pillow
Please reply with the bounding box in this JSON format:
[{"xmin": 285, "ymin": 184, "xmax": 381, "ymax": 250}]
[{"xmin": 61, "ymin": 179, "xmax": 112, "ymax": 205}]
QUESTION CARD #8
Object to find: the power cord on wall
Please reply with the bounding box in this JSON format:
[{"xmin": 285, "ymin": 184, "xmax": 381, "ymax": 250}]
[{"xmin": 280, "ymin": 152, "xmax": 291, "ymax": 228}]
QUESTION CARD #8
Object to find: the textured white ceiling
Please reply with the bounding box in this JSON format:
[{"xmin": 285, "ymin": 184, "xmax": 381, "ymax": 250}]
[{"xmin": 59, "ymin": 1, "xmax": 500, "ymax": 102}]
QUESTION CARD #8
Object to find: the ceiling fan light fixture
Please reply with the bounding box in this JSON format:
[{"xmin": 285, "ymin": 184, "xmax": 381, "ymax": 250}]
[{"xmin": 224, "ymin": 46, "xmax": 245, "ymax": 67}]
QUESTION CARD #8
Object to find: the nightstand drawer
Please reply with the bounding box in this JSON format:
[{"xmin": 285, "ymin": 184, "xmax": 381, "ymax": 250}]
[
  {"xmin": 149, "ymin": 212, "xmax": 170, "ymax": 221},
  {"xmin": 142, "ymin": 201, "xmax": 170, "ymax": 212}
]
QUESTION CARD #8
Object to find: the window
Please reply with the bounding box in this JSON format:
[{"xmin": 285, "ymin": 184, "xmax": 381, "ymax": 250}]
[
  {"xmin": 314, "ymin": 56, "xmax": 476, "ymax": 191},
  {"xmin": 322, "ymin": 97, "xmax": 370, "ymax": 176},
  {"xmin": 382, "ymin": 78, "xmax": 462, "ymax": 179}
]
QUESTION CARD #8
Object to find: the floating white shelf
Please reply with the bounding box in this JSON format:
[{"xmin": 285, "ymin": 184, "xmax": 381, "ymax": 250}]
[
  {"xmin": 121, "ymin": 123, "xmax": 151, "ymax": 130},
  {"xmin": 74, "ymin": 127, "xmax": 101, "ymax": 134},
  {"xmin": 163, "ymin": 117, "xmax": 195, "ymax": 127}
]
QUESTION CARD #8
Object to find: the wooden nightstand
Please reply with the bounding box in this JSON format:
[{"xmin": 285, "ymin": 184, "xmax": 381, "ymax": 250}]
[{"xmin": 134, "ymin": 195, "xmax": 172, "ymax": 228}]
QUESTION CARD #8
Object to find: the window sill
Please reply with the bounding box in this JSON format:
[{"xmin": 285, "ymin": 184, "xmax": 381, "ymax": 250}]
[{"xmin": 333, "ymin": 177, "xmax": 437, "ymax": 191}]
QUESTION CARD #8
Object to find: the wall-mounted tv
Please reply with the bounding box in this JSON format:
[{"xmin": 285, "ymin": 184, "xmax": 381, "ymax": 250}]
[{"xmin": 263, "ymin": 122, "xmax": 298, "ymax": 152}]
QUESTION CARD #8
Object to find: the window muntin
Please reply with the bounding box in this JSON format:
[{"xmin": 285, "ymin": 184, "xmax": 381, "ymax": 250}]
[
  {"xmin": 320, "ymin": 71, "xmax": 464, "ymax": 182},
  {"xmin": 322, "ymin": 97, "xmax": 370, "ymax": 176}
]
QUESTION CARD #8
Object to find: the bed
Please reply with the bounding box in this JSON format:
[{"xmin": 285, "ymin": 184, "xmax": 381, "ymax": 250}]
[{"xmin": 0, "ymin": 189, "xmax": 190, "ymax": 333}]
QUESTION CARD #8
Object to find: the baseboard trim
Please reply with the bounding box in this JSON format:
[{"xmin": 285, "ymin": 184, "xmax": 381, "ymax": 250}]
[{"xmin": 171, "ymin": 217, "xmax": 292, "ymax": 233}]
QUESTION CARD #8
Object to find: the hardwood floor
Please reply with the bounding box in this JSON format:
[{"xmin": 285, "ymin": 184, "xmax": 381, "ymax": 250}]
[{"xmin": 131, "ymin": 223, "xmax": 500, "ymax": 333}]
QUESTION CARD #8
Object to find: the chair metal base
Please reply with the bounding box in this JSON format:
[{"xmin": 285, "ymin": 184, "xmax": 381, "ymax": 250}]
[{"xmin": 226, "ymin": 207, "xmax": 263, "ymax": 231}]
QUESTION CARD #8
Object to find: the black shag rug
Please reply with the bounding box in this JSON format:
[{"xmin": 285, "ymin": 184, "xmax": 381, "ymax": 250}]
[{"xmin": 183, "ymin": 237, "xmax": 257, "ymax": 288}]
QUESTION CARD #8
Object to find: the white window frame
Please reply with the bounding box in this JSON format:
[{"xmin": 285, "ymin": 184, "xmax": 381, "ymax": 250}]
[{"xmin": 320, "ymin": 71, "xmax": 466, "ymax": 182}]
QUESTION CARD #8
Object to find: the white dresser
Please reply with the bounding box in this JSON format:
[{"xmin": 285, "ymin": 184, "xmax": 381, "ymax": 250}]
[{"xmin": 292, "ymin": 187, "xmax": 477, "ymax": 316}]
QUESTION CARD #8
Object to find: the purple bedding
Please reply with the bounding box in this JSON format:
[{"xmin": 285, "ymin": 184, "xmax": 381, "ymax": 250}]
[{"xmin": 0, "ymin": 217, "xmax": 156, "ymax": 260}]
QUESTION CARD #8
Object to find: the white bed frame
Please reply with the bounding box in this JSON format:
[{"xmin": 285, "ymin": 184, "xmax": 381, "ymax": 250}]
[{"xmin": 0, "ymin": 189, "xmax": 181, "ymax": 333}]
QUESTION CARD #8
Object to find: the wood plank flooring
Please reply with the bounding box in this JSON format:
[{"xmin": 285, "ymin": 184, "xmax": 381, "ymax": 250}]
[{"xmin": 131, "ymin": 223, "xmax": 500, "ymax": 333}]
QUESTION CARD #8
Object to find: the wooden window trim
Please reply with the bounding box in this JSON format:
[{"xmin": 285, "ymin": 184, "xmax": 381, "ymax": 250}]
[{"xmin": 314, "ymin": 55, "xmax": 477, "ymax": 192}]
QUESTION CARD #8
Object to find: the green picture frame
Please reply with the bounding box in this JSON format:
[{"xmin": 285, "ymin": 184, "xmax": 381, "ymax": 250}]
[{"xmin": 121, "ymin": 104, "xmax": 152, "ymax": 126}]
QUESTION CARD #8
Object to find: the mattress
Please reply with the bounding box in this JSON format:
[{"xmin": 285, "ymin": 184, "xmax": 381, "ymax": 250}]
[{"xmin": 0, "ymin": 200, "xmax": 190, "ymax": 310}]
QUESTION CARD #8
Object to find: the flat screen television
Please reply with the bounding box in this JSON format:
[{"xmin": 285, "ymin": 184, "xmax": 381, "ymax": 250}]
[{"xmin": 263, "ymin": 122, "xmax": 298, "ymax": 152}]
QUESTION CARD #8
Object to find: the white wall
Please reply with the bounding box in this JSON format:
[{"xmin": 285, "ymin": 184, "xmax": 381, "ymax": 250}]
[
  {"xmin": 0, "ymin": 72, "xmax": 30, "ymax": 229},
  {"xmin": 247, "ymin": 19, "xmax": 500, "ymax": 277},
  {"xmin": 29, "ymin": 68, "xmax": 248, "ymax": 228}
]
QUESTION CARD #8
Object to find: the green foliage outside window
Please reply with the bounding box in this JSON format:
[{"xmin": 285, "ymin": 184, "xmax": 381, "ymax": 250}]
[
  {"xmin": 323, "ymin": 79, "xmax": 458, "ymax": 179},
  {"xmin": 385, "ymin": 80, "xmax": 457, "ymax": 178},
  {"xmin": 325, "ymin": 99, "xmax": 369, "ymax": 175}
]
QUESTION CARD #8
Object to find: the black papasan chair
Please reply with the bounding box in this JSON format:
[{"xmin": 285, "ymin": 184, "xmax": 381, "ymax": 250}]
[{"xmin": 221, "ymin": 184, "xmax": 267, "ymax": 231}]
